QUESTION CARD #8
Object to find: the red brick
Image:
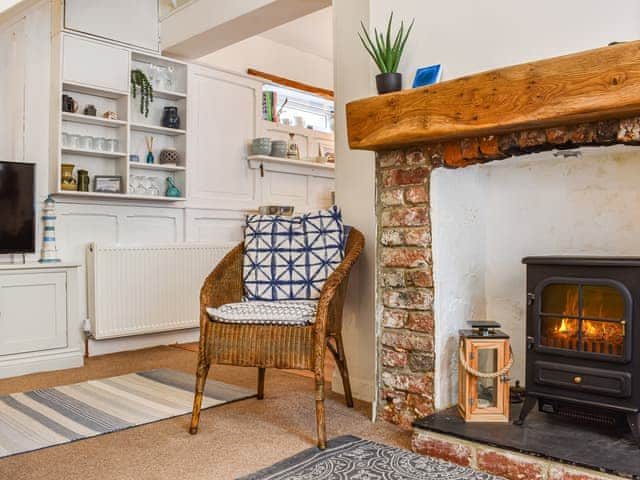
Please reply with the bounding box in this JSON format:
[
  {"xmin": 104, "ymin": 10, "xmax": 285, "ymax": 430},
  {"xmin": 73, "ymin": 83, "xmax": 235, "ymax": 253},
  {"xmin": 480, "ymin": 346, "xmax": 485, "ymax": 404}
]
[
  {"xmin": 548, "ymin": 466, "xmax": 612, "ymax": 480},
  {"xmin": 381, "ymin": 188, "xmax": 404, "ymax": 207},
  {"xmin": 407, "ymin": 393, "xmax": 434, "ymax": 417},
  {"xmin": 570, "ymin": 123, "xmax": 596, "ymax": 144},
  {"xmin": 405, "ymin": 148, "xmax": 426, "ymax": 165},
  {"xmin": 378, "ymin": 150, "xmax": 405, "ymax": 168},
  {"xmin": 404, "ymin": 227, "xmax": 431, "ymax": 246},
  {"xmin": 382, "ymin": 167, "xmax": 430, "ymax": 187},
  {"xmin": 382, "ymin": 309, "xmax": 407, "ymax": 328},
  {"xmin": 408, "ymin": 352, "xmax": 434, "ymax": 372},
  {"xmin": 407, "ymin": 311, "xmax": 434, "ymax": 333},
  {"xmin": 406, "ymin": 269, "xmax": 433, "ymax": 288},
  {"xmin": 405, "ymin": 185, "xmax": 428, "ymax": 204},
  {"xmin": 381, "ymin": 330, "xmax": 433, "ymax": 352},
  {"xmin": 380, "ymin": 229, "xmax": 405, "ymax": 246},
  {"xmin": 381, "ymin": 207, "xmax": 430, "ymax": 227},
  {"xmin": 479, "ymin": 135, "xmax": 500, "ymax": 156},
  {"xmin": 518, "ymin": 129, "xmax": 546, "ymax": 148},
  {"xmin": 477, "ymin": 449, "xmax": 545, "ymax": 480},
  {"xmin": 381, "ymin": 371, "xmax": 433, "ymax": 395},
  {"xmin": 618, "ymin": 117, "xmax": 640, "ymax": 142},
  {"xmin": 381, "ymin": 269, "xmax": 405, "ymax": 288},
  {"xmin": 460, "ymin": 137, "xmax": 480, "ymax": 159},
  {"xmin": 381, "ymin": 248, "xmax": 430, "ymax": 268},
  {"xmin": 411, "ymin": 434, "xmax": 473, "ymax": 467},
  {"xmin": 424, "ymin": 144, "xmax": 444, "ymax": 165},
  {"xmin": 381, "ymin": 348, "xmax": 408, "ymax": 367},
  {"xmin": 383, "ymin": 288, "xmax": 434, "ymax": 310},
  {"xmin": 381, "ymin": 402, "xmax": 415, "ymax": 430},
  {"xmin": 546, "ymin": 126, "xmax": 571, "ymax": 144},
  {"xmin": 443, "ymin": 142, "xmax": 464, "ymax": 167}
]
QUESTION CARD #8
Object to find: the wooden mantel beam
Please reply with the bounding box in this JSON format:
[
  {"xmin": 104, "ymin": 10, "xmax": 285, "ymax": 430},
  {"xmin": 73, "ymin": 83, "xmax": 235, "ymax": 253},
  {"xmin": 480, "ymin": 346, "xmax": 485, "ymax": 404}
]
[{"xmin": 346, "ymin": 41, "xmax": 640, "ymax": 151}]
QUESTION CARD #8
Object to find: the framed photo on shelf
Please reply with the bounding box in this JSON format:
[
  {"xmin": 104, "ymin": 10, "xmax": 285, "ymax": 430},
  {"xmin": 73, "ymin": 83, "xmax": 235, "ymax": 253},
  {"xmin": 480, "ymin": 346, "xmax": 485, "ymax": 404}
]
[{"xmin": 94, "ymin": 176, "xmax": 123, "ymax": 194}]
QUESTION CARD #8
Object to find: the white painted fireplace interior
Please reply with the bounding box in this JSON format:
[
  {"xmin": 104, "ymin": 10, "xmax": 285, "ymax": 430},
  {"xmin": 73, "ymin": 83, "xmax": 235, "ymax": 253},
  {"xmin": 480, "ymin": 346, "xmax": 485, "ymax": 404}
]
[{"xmin": 431, "ymin": 146, "xmax": 640, "ymax": 409}]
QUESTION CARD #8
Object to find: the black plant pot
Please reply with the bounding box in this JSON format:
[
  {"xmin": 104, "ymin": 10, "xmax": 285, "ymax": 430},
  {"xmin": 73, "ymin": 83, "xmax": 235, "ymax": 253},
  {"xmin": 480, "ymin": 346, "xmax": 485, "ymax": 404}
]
[{"xmin": 376, "ymin": 72, "xmax": 402, "ymax": 94}]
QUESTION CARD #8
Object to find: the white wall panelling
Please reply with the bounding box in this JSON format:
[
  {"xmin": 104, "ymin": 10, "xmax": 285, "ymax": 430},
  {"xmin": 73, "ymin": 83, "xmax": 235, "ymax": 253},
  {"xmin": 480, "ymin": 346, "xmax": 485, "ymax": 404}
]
[
  {"xmin": 0, "ymin": 264, "xmax": 82, "ymax": 379},
  {"xmin": 64, "ymin": 0, "xmax": 160, "ymax": 52},
  {"xmin": 188, "ymin": 65, "xmax": 262, "ymax": 210}
]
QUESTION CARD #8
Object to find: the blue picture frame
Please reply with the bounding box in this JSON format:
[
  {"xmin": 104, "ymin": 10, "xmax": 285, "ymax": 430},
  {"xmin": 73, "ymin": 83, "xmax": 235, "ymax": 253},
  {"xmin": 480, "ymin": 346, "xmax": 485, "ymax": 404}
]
[{"xmin": 413, "ymin": 64, "xmax": 442, "ymax": 88}]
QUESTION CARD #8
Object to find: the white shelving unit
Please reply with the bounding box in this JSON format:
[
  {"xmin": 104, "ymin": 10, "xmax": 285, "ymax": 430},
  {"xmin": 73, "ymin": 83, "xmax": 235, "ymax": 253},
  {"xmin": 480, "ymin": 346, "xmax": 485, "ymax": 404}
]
[{"xmin": 54, "ymin": 35, "xmax": 188, "ymax": 202}]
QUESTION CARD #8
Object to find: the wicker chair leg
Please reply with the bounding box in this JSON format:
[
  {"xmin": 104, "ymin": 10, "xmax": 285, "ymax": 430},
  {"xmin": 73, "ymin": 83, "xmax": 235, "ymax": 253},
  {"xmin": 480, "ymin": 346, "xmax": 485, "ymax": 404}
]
[
  {"xmin": 315, "ymin": 376, "xmax": 327, "ymax": 449},
  {"xmin": 334, "ymin": 334, "xmax": 354, "ymax": 408},
  {"xmin": 257, "ymin": 367, "xmax": 266, "ymax": 400},
  {"xmin": 189, "ymin": 358, "xmax": 210, "ymax": 434}
]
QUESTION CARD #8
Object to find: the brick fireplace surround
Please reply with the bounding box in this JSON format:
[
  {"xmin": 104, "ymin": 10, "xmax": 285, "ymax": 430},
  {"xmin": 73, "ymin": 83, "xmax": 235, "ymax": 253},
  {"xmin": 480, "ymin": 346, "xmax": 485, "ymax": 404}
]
[{"xmin": 347, "ymin": 41, "xmax": 640, "ymax": 479}]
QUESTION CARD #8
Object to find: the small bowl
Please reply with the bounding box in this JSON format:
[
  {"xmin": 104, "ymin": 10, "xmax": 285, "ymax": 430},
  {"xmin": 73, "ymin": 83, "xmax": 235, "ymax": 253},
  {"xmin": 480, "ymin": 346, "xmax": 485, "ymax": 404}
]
[
  {"xmin": 270, "ymin": 140, "xmax": 288, "ymax": 158},
  {"xmin": 251, "ymin": 137, "xmax": 272, "ymax": 155}
]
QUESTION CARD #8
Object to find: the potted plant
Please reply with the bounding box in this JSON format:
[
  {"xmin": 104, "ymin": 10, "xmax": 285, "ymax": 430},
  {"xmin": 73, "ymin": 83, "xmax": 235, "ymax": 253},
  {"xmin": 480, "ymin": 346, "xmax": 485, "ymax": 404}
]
[{"xmin": 358, "ymin": 13, "xmax": 414, "ymax": 94}]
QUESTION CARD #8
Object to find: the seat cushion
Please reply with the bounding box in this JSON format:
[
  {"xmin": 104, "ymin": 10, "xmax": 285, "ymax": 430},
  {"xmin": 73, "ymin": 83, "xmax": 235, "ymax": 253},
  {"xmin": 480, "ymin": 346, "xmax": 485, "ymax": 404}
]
[
  {"xmin": 242, "ymin": 206, "xmax": 344, "ymax": 301},
  {"xmin": 207, "ymin": 300, "xmax": 318, "ymax": 326}
]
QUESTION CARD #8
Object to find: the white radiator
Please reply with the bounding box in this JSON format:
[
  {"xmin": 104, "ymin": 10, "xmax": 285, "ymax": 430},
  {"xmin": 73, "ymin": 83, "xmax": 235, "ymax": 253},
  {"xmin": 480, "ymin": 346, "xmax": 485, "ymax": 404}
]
[{"xmin": 87, "ymin": 243, "xmax": 235, "ymax": 340}]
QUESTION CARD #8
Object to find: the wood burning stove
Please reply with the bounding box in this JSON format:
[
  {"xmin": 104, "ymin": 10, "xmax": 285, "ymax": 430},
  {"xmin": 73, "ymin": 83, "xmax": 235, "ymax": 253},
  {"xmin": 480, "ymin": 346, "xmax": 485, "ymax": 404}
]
[{"xmin": 517, "ymin": 257, "xmax": 640, "ymax": 444}]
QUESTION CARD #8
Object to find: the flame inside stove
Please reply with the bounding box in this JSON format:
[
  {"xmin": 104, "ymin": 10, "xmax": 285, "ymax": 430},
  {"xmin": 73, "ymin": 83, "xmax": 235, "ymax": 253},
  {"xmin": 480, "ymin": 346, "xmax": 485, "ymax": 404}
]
[{"xmin": 542, "ymin": 285, "xmax": 624, "ymax": 354}]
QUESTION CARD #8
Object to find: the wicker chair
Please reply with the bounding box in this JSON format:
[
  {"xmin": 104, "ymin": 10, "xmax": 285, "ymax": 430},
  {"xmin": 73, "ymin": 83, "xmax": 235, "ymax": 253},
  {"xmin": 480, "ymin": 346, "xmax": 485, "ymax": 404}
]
[{"xmin": 189, "ymin": 228, "xmax": 364, "ymax": 449}]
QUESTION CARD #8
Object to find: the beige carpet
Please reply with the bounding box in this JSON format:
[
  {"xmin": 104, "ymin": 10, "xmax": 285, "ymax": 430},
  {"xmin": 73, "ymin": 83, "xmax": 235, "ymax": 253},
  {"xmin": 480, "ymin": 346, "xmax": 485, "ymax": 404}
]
[{"xmin": 0, "ymin": 345, "xmax": 408, "ymax": 480}]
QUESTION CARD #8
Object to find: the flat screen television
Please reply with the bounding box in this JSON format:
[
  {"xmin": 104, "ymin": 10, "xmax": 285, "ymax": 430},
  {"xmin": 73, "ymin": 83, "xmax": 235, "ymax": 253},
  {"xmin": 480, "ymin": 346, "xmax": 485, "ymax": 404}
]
[{"xmin": 0, "ymin": 161, "xmax": 35, "ymax": 254}]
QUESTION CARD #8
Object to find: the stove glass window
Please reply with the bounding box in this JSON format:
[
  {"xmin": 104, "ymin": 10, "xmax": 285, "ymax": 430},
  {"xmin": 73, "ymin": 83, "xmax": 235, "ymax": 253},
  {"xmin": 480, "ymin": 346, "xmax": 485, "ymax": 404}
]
[{"xmin": 539, "ymin": 282, "xmax": 626, "ymax": 357}]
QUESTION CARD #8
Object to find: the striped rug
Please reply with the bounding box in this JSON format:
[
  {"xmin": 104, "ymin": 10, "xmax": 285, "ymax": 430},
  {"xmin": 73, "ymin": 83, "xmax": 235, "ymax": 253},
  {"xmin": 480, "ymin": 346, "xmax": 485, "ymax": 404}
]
[{"xmin": 0, "ymin": 369, "xmax": 254, "ymax": 459}]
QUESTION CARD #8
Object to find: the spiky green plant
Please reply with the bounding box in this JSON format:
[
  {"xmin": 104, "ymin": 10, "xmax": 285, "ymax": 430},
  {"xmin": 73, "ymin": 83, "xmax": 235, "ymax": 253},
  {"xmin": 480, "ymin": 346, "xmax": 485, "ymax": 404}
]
[{"xmin": 358, "ymin": 13, "xmax": 414, "ymax": 74}]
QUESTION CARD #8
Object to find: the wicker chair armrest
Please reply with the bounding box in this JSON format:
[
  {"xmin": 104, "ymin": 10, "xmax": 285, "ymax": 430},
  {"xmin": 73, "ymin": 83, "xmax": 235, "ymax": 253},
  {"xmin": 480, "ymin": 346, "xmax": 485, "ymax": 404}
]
[
  {"xmin": 199, "ymin": 242, "xmax": 244, "ymax": 328},
  {"xmin": 315, "ymin": 230, "xmax": 365, "ymax": 335}
]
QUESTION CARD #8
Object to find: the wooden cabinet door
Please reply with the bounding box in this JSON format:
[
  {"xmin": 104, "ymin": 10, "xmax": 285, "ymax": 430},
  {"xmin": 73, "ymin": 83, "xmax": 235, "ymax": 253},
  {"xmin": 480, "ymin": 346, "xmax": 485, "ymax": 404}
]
[
  {"xmin": 64, "ymin": 0, "xmax": 159, "ymax": 52},
  {"xmin": 63, "ymin": 35, "xmax": 129, "ymax": 93},
  {"xmin": 0, "ymin": 272, "xmax": 67, "ymax": 356}
]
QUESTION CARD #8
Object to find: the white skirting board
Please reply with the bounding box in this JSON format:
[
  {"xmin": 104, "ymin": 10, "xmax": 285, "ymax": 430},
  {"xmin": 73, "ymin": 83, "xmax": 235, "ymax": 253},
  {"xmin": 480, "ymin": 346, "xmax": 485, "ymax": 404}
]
[
  {"xmin": 87, "ymin": 328, "xmax": 199, "ymax": 357},
  {"xmin": 0, "ymin": 347, "xmax": 83, "ymax": 379}
]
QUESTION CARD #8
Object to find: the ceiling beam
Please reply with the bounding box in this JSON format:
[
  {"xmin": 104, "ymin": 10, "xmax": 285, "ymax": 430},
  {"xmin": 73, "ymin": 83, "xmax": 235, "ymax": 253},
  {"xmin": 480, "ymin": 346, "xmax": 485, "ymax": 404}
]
[{"xmin": 161, "ymin": 0, "xmax": 331, "ymax": 60}]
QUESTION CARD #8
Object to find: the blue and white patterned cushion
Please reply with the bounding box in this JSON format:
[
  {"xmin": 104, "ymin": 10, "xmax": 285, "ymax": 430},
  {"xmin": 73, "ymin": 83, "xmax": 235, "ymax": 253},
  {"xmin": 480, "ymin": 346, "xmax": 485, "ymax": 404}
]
[
  {"xmin": 207, "ymin": 301, "xmax": 318, "ymax": 326},
  {"xmin": 243, "ymin": 206, "xmax": 344, "ymax": 301}
]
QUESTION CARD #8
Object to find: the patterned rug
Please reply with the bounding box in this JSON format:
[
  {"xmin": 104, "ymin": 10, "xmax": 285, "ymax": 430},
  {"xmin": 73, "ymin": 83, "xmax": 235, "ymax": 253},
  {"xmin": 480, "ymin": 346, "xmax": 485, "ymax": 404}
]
[
  {"xmin": 0, "ymin": 368, "xmax": 254, "ymax": 459},
  {"xmin": 240, "ymin": 435, "xmax": 500, "ymax": 480}
]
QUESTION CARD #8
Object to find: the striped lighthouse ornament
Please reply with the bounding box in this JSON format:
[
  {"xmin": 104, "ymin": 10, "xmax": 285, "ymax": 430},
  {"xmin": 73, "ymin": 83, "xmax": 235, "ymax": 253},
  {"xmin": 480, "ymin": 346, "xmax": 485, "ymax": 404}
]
[{"xmin": 39, "ymin": 195, "xmax": 61, "ymax": 263}]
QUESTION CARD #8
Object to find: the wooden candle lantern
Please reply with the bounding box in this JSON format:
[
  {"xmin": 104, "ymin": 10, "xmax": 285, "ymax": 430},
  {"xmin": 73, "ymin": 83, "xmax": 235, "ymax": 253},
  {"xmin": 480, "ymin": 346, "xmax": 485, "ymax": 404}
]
[{"xmin": 458, "ymin": 321, "xmax": 513, "ymax": 422}]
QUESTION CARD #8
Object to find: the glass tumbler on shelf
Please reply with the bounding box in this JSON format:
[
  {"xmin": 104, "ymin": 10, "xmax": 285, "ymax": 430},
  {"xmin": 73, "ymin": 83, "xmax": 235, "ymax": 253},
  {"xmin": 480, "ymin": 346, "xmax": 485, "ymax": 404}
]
[
  {"xmin": 61, "ymin": 132, "xmax": 70, "ymax": 147},
  {"xmin": 164, "ymin": 66, "xmax": 175, "ymax": 91},
  {"xmin": 105, "ymin": 139, "xmax": 119, "ymax": 153},
  {"xmin": 78, "ymin": 135, "xmax": 93, "ymax": 150},
  {"xmin": 94, "ymin": 137, "xmax": 107, "ymax": 152},
  {"xmin": 67, "ymin": 134, "xmax": 80, "ymax": 149}
]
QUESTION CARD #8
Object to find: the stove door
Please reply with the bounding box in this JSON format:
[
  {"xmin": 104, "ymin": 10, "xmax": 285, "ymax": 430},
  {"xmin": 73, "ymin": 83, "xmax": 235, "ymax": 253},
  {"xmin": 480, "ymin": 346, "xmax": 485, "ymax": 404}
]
[{"xmin": 534, "ymin": 278, "xmax": 632, "ymax": 363}]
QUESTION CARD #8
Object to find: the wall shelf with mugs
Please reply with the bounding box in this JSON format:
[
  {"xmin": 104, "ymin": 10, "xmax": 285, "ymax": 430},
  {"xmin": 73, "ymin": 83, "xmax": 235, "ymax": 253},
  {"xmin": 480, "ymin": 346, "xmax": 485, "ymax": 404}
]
[{"xmin": 53, "ymin": 34, "xmax": 188, "ymax": 202}]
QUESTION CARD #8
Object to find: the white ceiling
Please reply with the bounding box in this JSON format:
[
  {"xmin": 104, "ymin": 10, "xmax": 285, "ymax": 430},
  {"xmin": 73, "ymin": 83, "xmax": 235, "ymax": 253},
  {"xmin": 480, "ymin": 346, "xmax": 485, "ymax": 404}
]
[
  {"xmin": 0, "ymin": 0, "xmax": 21, "ymax": 14},
  {"xmin": 260, "ymin": 6, "xmax": 333, "ymax": 61}
]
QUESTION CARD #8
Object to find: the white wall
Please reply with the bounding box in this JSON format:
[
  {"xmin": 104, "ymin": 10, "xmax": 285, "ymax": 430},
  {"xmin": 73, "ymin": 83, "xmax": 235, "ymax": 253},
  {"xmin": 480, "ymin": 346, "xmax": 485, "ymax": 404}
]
[
  {"xmin": 432, "ymin": 147, "xmax": 640, "ymax": 408},
  {"xmin": 333, "ymin": 0, "xmax": 377, "ymax": 404},
  {"xmin": 369, "ymin": 0, "xmax": 640, "ymax": 88},
  {"xmin": 198, "ymin": 35, "xmax": 334, "ymax": 91}
]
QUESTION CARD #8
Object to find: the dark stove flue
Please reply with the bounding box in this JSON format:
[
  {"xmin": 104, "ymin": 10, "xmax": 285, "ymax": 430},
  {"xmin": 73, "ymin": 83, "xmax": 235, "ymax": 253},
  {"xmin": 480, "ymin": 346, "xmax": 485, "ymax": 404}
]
[{"xmin": 518, "ymin": 257, "xmax": 640, "ymax": 445}]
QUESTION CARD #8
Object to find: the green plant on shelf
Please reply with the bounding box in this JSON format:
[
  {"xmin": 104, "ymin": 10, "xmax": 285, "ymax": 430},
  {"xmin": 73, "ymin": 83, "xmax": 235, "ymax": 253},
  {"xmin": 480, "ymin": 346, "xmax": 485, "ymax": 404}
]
[
  {"xmin": 131, "ymin": 69, "xmax": 154, "ymax": 117},
  {"xmin": 358, "ymin": 12, "xmax": 414, "ymax": 74}
]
